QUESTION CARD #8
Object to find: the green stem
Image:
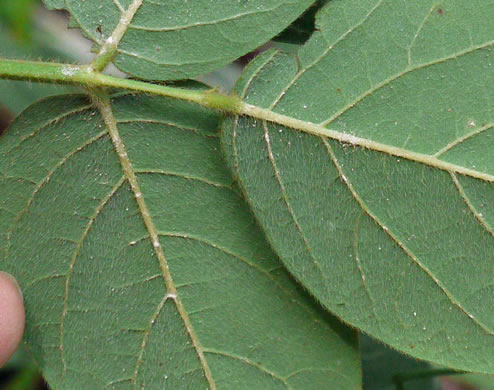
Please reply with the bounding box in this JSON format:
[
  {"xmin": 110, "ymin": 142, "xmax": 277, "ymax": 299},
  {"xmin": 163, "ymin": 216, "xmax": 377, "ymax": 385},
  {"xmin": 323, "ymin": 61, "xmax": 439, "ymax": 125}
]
[
  {"xmin": 0, "ymin": 58, "xmax": 242, "ymax": 112},
  {"xmin": 1, "ymin": 57, "xmax": 494, "ymax": 184}
]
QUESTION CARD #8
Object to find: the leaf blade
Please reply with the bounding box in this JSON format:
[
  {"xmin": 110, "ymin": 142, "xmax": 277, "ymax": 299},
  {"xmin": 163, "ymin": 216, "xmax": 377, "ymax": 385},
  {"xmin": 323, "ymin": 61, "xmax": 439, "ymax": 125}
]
[
  {"xmin": 221, "ymin": 0, "xmax": 494, "ymax": 373},
  {"xmin": 51, "ymin": 0, "xmax": 315, "ymax": 80},
  {"xmin": 0, "ymin": 93, "xmax": 361, "ymax": 389}
]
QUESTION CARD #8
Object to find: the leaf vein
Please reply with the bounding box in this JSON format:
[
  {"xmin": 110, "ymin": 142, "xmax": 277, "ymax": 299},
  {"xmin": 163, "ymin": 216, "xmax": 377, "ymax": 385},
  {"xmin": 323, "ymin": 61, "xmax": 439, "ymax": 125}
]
[
  {"xmin": 261, "ymin": 121, "xmax": 331, "ymax": 297},
  {"xmin": 128, "ymin": 6, "xmax": 284, "ymax": 32},
  {"xmin": 269, "ymin": 0, "xmax": 385, "ymax": 110},
  {"xmin": 450, "ymin": 172, "xmax": 494, "ymax": 239},
  {"xmin": 134, "ymin": 169, "xmax": 229, "ymax": 189},
  {"xmin": 159, "ymin": 232, "xmax": 274, "ymax": 276},
  {"xmin": 159, "ymin": 232, "xmax": 295, "ymax": 298},
  {"xmin": 352, "ymin": 211, "xmax": 380, "ymax": 325},
  {"xmin": 239, "ymin": 49, "xmax": 279, "ymax": 99},
  {"xmin": 407, "ymin": 5, "xmax": 435, "ymax": 66},
  {"xmin": 322, "ymin": 138, "xmax": 494, "ymax": 336},
  {"xmin": 23, "ymin": 273, "xmax": 66, "ymax": 290},
  {"xmin": 202, "ymin": 349, "xmax": 291, "ymax": 389},
  {"xmin": 319, "ymin": 38, "xmax": 494, "ymax": 127},
  {"xmin": 285, "ymin": 367, "xmax": 352, "ymax": 382},
  {"xmin": 59, "ymin": 176, "xmax": 126, "ymax": 377},
  {"xmin": 131, "ymin": 293, "xmax": 169, "ymax": 386},
  {"xmin": 5, "ymin": 104, "xmax": 92, "ymax": 155},
  {"xmin": 111, "ymin": 0, "xmax": 125, "ymax": 13},
  {"xmin": 93, "ymin": 94, "xmax": 217, "ymax": 389},
  {"xmin": 434, "ymin": 123, "xmax": 494, "ymax": 157},
  {"xmin": 116, "ymin": 48, "xmax": 228, "ymax": 66},
  {"xmin": 5, "ymin": 131, "xmax": 109, "ymax": 259},
  {"xmin": 117, "ymin": 118, "xmax": 218, "ymax": 137}
]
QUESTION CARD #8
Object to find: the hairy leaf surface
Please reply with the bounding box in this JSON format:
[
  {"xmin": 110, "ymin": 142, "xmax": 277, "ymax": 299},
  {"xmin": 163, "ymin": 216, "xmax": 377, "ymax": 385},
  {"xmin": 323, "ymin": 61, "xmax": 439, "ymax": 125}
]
[
  {"xmin": 221, "ymin": 0, "xmax": 494, "ymax": 373},
  {"xmin": 44, "ymin": 0, "xmax": 314, "ymax": 80},
  {"xmin": 0, "ymin": 93, "xmax": 360, "ymax": 389}
]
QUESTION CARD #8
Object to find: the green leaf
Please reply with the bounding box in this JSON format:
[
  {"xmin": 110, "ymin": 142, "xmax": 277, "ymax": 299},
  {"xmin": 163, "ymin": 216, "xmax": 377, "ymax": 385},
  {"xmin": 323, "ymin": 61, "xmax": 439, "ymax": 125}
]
[
  {"xmin": 0, "ymin": 93, "xmax": 361, "ymax": 389},
  {"xmin": 221, "ymin": 0, "xmax": 494, "ymax": 374},
  {"xmin": 50, "ymin": 0, "xmax": 314, "ymax": 80},
  {"xmin": 42, "ymin": 0, "xmax": 65, "ymax": 10}
]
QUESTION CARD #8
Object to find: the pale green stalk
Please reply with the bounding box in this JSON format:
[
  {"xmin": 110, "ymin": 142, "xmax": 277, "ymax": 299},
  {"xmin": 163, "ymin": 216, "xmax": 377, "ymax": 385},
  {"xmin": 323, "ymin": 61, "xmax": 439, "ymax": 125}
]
[{"xmin": 1, "ymin": 58, "xmax": 493, "ymax": 184}]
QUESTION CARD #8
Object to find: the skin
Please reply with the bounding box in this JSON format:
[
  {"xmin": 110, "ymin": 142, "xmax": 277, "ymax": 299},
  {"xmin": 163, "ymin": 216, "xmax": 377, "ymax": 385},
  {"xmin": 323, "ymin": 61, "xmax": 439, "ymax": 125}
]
[{"xmin": 0, "ymin": 272, "xmax": 25, "ymax": 368}]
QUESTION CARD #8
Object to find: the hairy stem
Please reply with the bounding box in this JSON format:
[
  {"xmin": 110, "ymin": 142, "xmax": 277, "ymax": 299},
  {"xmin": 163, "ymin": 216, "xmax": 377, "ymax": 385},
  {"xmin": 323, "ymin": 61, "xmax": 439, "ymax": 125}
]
[
  {"xmin": 1, "ymin": 57, "xmax": 494, "ymax": 184},
  {"xmin": 0, "ymin": 58, "xmax": 240, "ymax": 111}
]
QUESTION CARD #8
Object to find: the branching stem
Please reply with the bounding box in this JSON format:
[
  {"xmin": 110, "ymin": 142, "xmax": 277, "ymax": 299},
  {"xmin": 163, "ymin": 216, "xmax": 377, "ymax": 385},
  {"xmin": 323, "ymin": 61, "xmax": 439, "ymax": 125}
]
[
  {"xmin": 89, "ymin": 0, "xmax": 145, "ymax": 72},
  {"xmin": 1, "ymin": 57, "xmax": 493, "ymax": 184}
]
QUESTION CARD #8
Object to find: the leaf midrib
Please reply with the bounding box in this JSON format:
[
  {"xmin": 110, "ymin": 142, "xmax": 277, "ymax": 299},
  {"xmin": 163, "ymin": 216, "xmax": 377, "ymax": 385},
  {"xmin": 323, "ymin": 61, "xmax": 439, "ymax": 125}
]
[
  {"xmin": 241, "ymin": 104, "xmax": 494, "ymax": 183},
  {"xmin": 93, "ymin": 93, "xmax": 217, "ymax": 389},
  {"xmin": 97, "ymin": 0, "xmax": 144, "ymax": 55}
]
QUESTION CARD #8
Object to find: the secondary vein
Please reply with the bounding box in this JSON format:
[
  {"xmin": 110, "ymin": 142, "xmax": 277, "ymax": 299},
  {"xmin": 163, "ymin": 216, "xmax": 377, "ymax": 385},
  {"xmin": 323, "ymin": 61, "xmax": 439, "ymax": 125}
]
[
  {"xmin": 323, "ymin": 138, "xmax": 494, "ymax": 336},
  {"xmin": 60, "ymin": 176, "xmax": 126, "ymax": 377}
]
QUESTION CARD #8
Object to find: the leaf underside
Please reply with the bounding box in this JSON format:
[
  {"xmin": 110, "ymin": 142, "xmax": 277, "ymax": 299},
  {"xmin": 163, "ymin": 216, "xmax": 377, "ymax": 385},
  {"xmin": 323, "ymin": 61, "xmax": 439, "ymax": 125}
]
[
  {"xmin": 0, "ymin": 93, "xmax": 361, "ymax": 389},
  {"xmin": 221, "ymin": 0, "xmax": 494, "ymax": 373},
  {"xmin": 46, "ymin": 0, "xmax": 315, "ymax": 80}
]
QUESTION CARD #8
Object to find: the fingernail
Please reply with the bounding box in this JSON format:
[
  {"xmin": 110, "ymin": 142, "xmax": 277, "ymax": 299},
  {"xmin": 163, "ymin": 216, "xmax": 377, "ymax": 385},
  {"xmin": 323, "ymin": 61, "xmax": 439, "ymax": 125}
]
[{"xmin": 0, "ymin": 271, "xmax": 23, "ymax": 302}]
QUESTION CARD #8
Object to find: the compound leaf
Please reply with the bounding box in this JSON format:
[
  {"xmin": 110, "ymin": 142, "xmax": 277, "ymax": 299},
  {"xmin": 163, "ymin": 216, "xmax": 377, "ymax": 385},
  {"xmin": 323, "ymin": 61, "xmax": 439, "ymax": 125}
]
[{"xmin": 221, "ymin": 0, "xmax": 494, "ymax": 373}]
